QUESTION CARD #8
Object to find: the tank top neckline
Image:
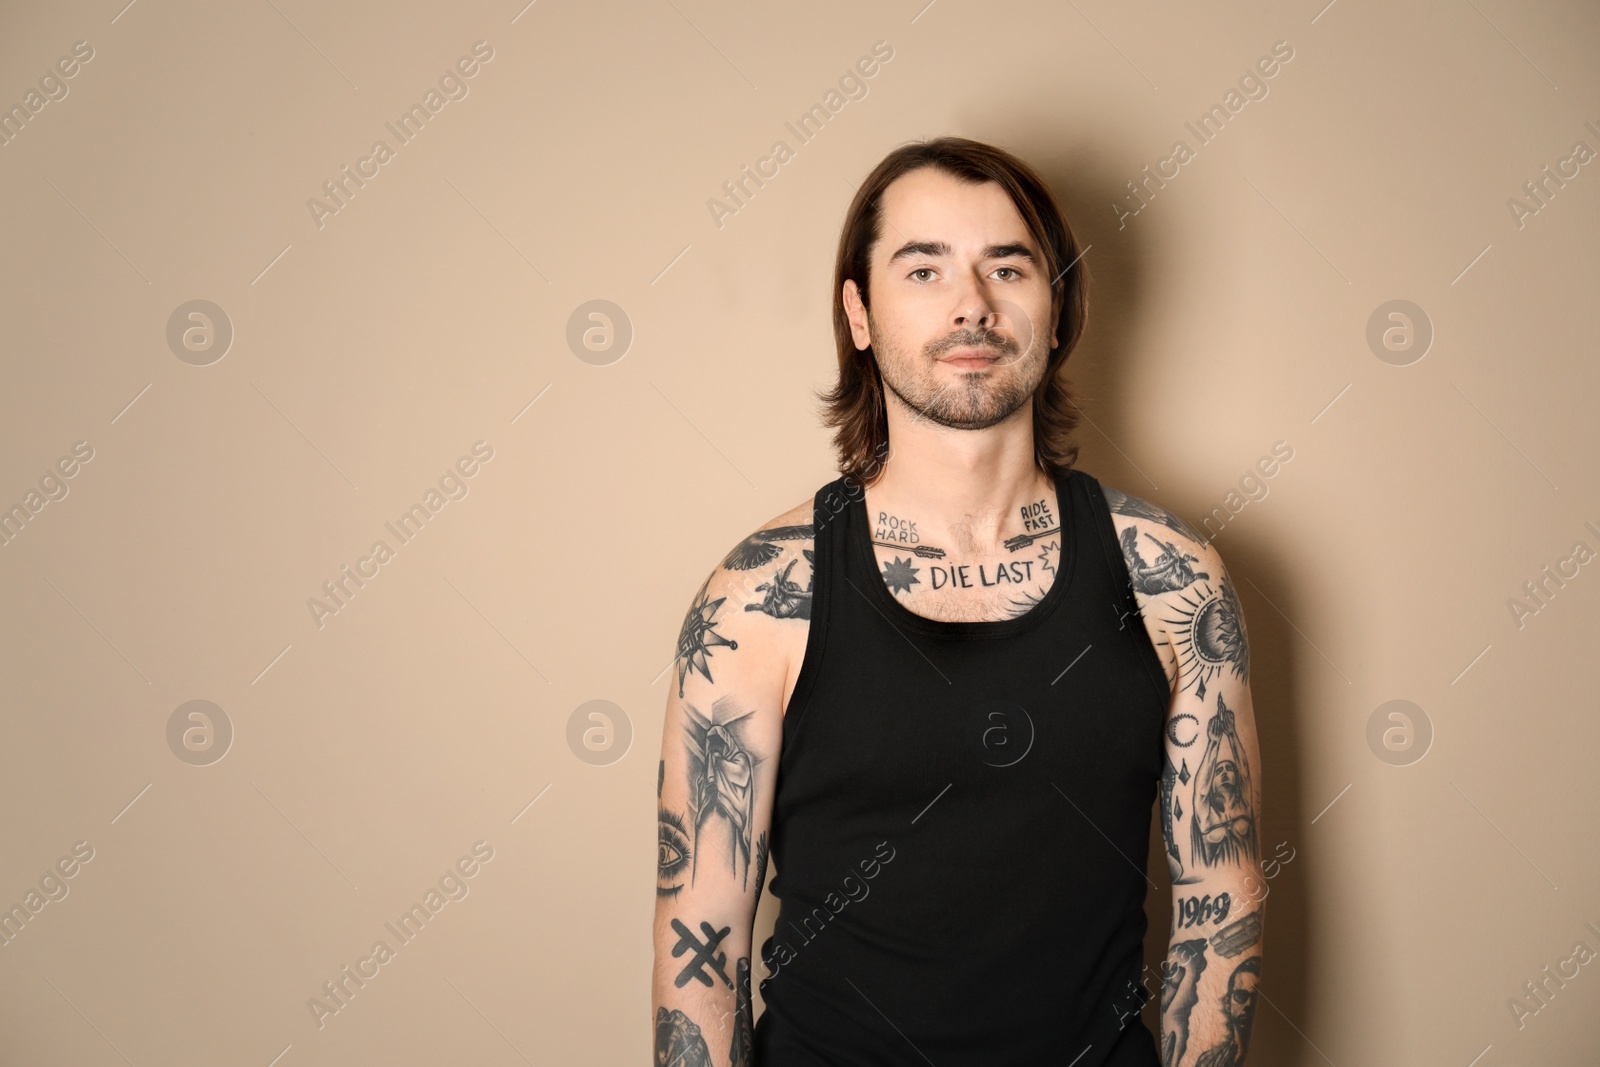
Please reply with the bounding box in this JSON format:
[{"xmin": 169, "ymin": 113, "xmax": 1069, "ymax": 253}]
[{"xmin": 846, "ymin": 465, "xmax": 1080, "ymax": 639}]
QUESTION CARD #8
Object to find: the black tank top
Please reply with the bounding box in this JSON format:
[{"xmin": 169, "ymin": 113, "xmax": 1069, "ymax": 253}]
[{"xmin": 753, "ymin": 465, "xmax": 1170, "ymax": 1066}]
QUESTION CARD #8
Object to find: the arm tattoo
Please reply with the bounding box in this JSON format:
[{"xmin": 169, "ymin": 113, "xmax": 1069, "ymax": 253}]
[
  {"xmin": 655, "ymin": 1005, "xmax": 713, "ymax": 1066},
  {"xmin": 1163, "ymin": 574, "xmax": 1249, "ymax": 699},
  {"xmin": 1160, "ymin": 938, "xmax": 1209, "ymax": 1067},
  {"xmin": 1191, "ymin": 956, "xmax": 1261, "ymax": 1067},
  {"xmin": 669, "ymin": 917, "xmax": 734, "ymax": 989},
  {"xmin": 1121, "ymin": 525, "xmax": 1208, "ymax": 595},
  {"xmin": 1190, "ymin": 694, "xmax": 1258, "ymax": 869},
  {"xmin": 1104, "ymin": 485, "xmax": 1209, "ymax": 545},
  {"xmin": 676, "ymin": 575, "xmax": 739, "ymax": 698},
  {"xmin": 684, "ymin": 698, "xmax": 759, "ymax": 887},
  {"xmin": 721, "ymin": 524, "xmax": 814, "ymax": 570},
  {"xmin": 730, "ymin": 956, "xmax": 754, "ymax": 1067},
  {"xmin": 658, "ymin": 805, "xmax": 692, "ymax": 899},
  {"xmin": 745, "ymin": 552, "xmax": 813, "ymax": 619},
  {"xmin": 752, "ymin": 832, "xmax": 769, "ymax": 897}
]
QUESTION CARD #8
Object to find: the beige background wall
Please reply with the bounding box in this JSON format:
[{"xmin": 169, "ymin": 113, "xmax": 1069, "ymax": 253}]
[{"xmin": 1, "ymin": 0, "xmax": 1596, "ymax": 1063}]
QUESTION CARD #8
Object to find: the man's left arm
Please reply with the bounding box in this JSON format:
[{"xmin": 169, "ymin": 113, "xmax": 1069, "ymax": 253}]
[{"xmin": 1107, "ymin": 493, "xmax": 1265, "ymax": 1067}]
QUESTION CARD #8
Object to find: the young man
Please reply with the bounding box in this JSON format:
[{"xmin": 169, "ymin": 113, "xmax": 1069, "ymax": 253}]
[{"xmin": 652, "ymin": 137, "xmax": 1264, "ymax": 1066}]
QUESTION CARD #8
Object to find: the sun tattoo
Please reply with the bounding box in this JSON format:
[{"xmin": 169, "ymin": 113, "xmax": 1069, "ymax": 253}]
[{"xmin": 1163, "ymin": 573, "xmax": 1249, "ymax": 699}]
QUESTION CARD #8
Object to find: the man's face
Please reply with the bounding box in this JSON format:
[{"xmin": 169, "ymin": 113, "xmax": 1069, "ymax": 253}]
[
  {"xmin": 1226, "ymin": 971, "xmax": 1259, "ymax": 1031},
  {"xmin": 844, "ymin": 167, "xmax": 1060, "ymax": 432}
]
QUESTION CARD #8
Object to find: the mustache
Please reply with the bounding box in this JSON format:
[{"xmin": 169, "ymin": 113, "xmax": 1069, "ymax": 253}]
[{"xmin": 927, "ymin": 328, "xmax": 1019, "ymax": 358}]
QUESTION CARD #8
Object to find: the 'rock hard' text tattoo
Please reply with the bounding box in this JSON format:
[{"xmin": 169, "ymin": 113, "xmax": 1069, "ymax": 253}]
[{"xmin": 874, "ymin": 511, "xmax": 947, "ymax": 558}]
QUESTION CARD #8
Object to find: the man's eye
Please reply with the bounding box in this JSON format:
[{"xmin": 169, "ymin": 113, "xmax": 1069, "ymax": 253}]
[
  {"xmin": 911, "ymin": 268, "xmax": 935, "ymax": 281},
  {"xmin": 993, "ymin": 266, "xmax": 1020, "ymax": 280}
]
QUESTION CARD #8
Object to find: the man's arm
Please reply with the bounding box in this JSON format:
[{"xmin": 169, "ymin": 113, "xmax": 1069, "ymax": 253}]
[
  {"xmin": 1105, "ymin": 488, "xmax": 1264, "ymax": 1067},
  {"xmin": 652, "ymin": 519, "xmax": 809, "ymax": 1066}
]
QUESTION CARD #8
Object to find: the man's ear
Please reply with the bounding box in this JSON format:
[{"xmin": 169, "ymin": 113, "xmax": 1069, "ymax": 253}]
[{"xmin": 842, "ymin": 279, "xmax": 872, "ymax": 352}]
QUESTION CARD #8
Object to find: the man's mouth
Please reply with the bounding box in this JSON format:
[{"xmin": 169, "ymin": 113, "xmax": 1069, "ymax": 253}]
[{"xmin": 939, "ymin": 348, "xmax": 1001, "ymax": 370}]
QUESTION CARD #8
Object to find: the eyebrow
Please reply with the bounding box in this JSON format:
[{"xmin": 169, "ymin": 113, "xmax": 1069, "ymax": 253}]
[{"xmin": 885, "ymin": 240, "xmax": 1037, "ymax": 265}]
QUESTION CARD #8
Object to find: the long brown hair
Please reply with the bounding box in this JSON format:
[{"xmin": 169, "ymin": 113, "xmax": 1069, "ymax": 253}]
[{"xmin": 818, "ymin": 136, "xmax": 1089, "ymax": 485}]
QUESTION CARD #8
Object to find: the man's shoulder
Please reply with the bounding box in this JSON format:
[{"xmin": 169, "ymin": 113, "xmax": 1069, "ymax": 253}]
[
  {"xmin": 716, "ymin": 497, "xmax": 817, "ymax": 579},
  {"xmin": 1099, "ymin": 482, "xmax": 1213, "ymax": 553},
  {"xmin": 683, "ymin": 496, "xmax": 818, "ymax": 646}
]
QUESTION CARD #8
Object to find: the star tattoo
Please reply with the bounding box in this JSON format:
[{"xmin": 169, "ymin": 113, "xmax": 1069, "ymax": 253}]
[{"xmin": 676, "ymin": 574, "xmax": 739, "ymax": 698}]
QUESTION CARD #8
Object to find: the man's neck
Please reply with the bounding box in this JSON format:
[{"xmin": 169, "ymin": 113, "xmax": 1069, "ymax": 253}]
[{"xmin": 866, "ymin": 400, "xmax": 1057, "ymax": 557}]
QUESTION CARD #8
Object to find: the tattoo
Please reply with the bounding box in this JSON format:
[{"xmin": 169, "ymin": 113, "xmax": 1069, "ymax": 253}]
[
  {"xmin": 745, "ymin": 553, "xmax": 813, "ymax": 619},
  {"xmin": 752, "ymin": 832, "xmax": 769, "ymax": 897},
  {"xmin": 655, "ymin": 1006, "xmax": 713, "ymax": 1067},
  {"xmin": 1165, "ymin": 573, "xmax": 1249, "ymax": 699},
  {"xmin": 1104, "ymin": 485, "xmax": 1209, "ymax": 545},
  {"xmin": 669, "ymin": 917, "xmax": 734, "ymax": 989},
  {"xmin": 1174, "ymin": 892, "xmax": 1232, "ymax": 930},
  {"xmin": 1160, "ymin": 938, "xmax": 1209, "ymax": 1067},
  {"xmin": 721, "ymin": 524, "xmax": 813, "ymax": 571},
  {"xmin": 929, "ymin": 560, "xmax": 1035, "ymax": 589},
  {"xmin": 873, "ymin": 538, "xmax": 945, "ymax": 558},
  {"xmin": 1002, "ymin": 526, "xmax": 1058, "ymax": 551},
  {"xmin": 658, "ymin": 759, "xmax": 665, "ymax": 798},
  {"xmin": 1004, "ymin": 589, "xmax": 1043, "ymax": 618},
  {"xmin": 1120, "ymin": 526, "xmax": 1208, "ymax": 595},
  {"xmin": 1160, "ymin": 749, "xmax": 1186, "ymax": 883},
  {"xmin": 1037, "ymin": 538, "xmax": 1061, "ymax": 575},
  {"xmin": 881, "ymin": 556, "xmax": 921, "ymax": 595},
  {"xmin": 1191, "ymin": 694, "xmax": 1258, "ymax": 869},
  {"xmin": 1166, "ymin": 713, "xmax": 1199, "ymax": 747},
  {"xmin": 1210, "ymin": 909, "xmax": 1262, "ymax": 958},
  {"xmin": 1193, "ymin": 956, "xmax": 1261, "ymax": 1067},
  {"xmin": 874, "ymin": 511, "xmax": 922, "ymax": 545},
  {"xmin": 685, "ymin": 698, "xmax": 758, "ymax": 887},
  {"xmin": 729, "ymin": 956, "xmax": 754, "ymax": 1067},
  {"xmin": 658, "ymin": 806, "xmax": 692, "ymax": 899},
  {"xmin": 1020, "ymin": 496, "xmax": 1056, "ymax": 533},
  {"xmin": 676, "ymin": 575, "xmax": 739, "ymax": 698}
]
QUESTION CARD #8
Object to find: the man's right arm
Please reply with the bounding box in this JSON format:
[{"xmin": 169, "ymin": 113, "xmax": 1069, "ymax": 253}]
[{"xmin": 652, "ymin": 520, "xmax": 809, "ymax": 1066}]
